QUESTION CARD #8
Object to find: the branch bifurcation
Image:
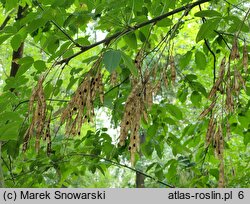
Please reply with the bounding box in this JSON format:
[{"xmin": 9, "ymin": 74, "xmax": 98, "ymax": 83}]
[{"xmin": 55, "ymin": 0, "xmax": 212, "ymax": 65}]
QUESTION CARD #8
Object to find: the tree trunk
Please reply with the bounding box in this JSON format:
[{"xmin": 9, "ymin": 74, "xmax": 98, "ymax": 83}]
[
  {"xmin": 0, "ymin": 5, "xmax": 26, "ymax": 188},
  {"xmin": 136, "ymin": 132, "xmax": 146, "ymax": 188},
  {"xmin": 0, "ymin": 142, "xmax": 4, "ymax": 187}
]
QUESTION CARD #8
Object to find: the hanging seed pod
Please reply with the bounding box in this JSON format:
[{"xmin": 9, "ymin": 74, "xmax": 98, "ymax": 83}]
[
  {"xmin": 170, "ymin": 55, "xmax": 176, "ymax": 85},
  {"xmin": 23, "ymin": 76, "xmax": 47, "ymax": 153},
  {"xmin": 208, "ymin": 78, "xmax": 222, "ymax": 99},
  {"xmin": 60, "ymin": 58, "xmax": 102, "ymax": 136},
  {"xmin": 219, "ymin": 57, "xmax": 226, "ymax": 79},
  {"xmin": 199, "ymin": 98, "xmax": 217, "ymax": 119},
  {"xmin": 214, "ymin": 124, "xmax": 222, "ymax": 156},
  {"xmin": 142, "ymin": 109, "xmax": 149, "ymax": 123},
  {"xmin": 208, "ymin": 57, "xmax": 226, "ymax": 99},
  {"xmin": 226, "ymin": 119, "xmax": 231, "ymax": 139},
  {"xmin": 119, "ymin": 83, "xmax": 143, "ymax": 146},
  {"xmin": 243, "ymin": 41, "xmax": 248, "ymax": 74},
  {"xmin": 230, "ymin": 36, "xmax": 240, "ymax": 60},
  {"xmin": 218, "ymin": 124, "xmax": 224, "ymax": 188},
  {"xmin": 145, "ymin": 81, "xmax": 153, "ymax": 108},
  {"xmin": 110, "ymin": 71, "xmax": 118, "ymax": 85},
  {"xmin": 226, "ymin": 64, "xmax": 234, "ymax": 113},
  {"xmin": 235, "ymin": 67, "xmax": 246, "ymax": 91},
  {"xmin": 152, "ymin": 64, "xmax": 157, "ymax": 80},
  {"xmin": 205, "ymin": 114, "xmax": 216, "ymax": 147},
  {"xmin": 233, "ymin": 66, "xmax": 240, "ymax": 95},
  {"xmin": 218, "ymin": 159, "xmax": 225, "ymax": 188},
  {"xmin": 163, "ymin": 71, "xmax": 169, "ymax": 88}
]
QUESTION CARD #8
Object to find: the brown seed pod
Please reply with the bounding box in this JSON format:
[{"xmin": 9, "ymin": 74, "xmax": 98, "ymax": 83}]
[
  {"xmin": 110, "ymin": 71, "xmax": 118, "ymax": 85},
  {"xmin": 170, "ymin": 55, "xmax": 176, "ymax": 85},
  {"xmin": 230, "ymin": 36, "xmax": 240, "ymax": 60},
  {"xmin": 233, "ymin": 66, "xmax": 240, "ymax": 95},
  {"xmin": 60, "ymin": 58, "xmax": 103, "ymax": 136},
  {"xmin": 217, "ymin": 124, "xmax": 224, "ymax": 188},
  {"xmin": 235, "ymin": 67, "xmax": 246, "ymax": 91},
  {"xmin": 199, "ymin": 98, "xmax": 217, "ymax": 119},
  {"xmin": 23, "ymin": 76, "xmax": 47, "ymax": 153},
  {"xmin": 205, "ymin": 114, "xmax": 216, "ymax": 147},
  {"xmin": 243, "ymin": 41, "xmax": 248, "ymax": 74},
  {"xmin": 208, "ymin": 57, "xmax": 226, "ymax": 99},
  {"xmin": 218, "ymin": 159, "xmax": 225, "ymax": 188}
]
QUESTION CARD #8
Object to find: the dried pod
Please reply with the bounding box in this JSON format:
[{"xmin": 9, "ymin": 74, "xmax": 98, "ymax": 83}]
[
  {"xmin": 219, "ymin": 57, "xmax": 226, "ymax": 78},
  {"xmin": 23, "ymin": 76, "xmax": 47, "ymax": 153},
  {"xmin": 199, "ymin": 98, "xmax": 217, "ymax": 119},
  {"xmin": 226, "ymin": 120, "xmax": 231, "ymax": 139},
  {"xmin": 233, "ymin": 67, "xmax": 240, "ymax": 95},
  {"xmin": 208, "ymin": 58, "xmax": 226, "ymax": 98},
  {"xmin": 60, "ymin": 58, "xmax": 102, "ymax": 136},
  {"xmin": 145, "ymin": 82, "xmax": 153, "ymax": 108},
  {"xmin": 218, "ymin": 159, "xmax": 225, "ymax": 188},
  {"xmin": 208, "ymin": 78, "xmax": 222, "ymax": 99},
  {"xmin": 162, "ymin": 70, "xmax": 168, "ymax": 88},
  {"xmin": 243, "ymin": 41, "xmax": 248, "ymax": 74},
  {"xmin": 205, "ymin": 114, "xmax": 216, "ymax": 147},
  {"xmin": 230, "ymin": 36, "xmax": 240, "ymax": 60},
  {"xmin": 235, "ymin": 67, "xmax": 246, "ymax": 91},
  {"xmin": 170, "ymin": 56, "xmax": 176, "ymax": 85},
  {"xmin": 110, "ymin": 71, "xmax": 118, "ymax": 85},
  {"xmin": 217, "ymin": 124, "xmax": 224, "ymax": 188}
]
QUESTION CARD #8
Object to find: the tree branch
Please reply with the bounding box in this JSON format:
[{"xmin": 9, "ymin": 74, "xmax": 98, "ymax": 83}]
[
  {"xmin": 0, "ymin": 15, "xmax": 11, "ymax": 31},
  {"xmin": 198, "ymin": 5, "xmax": 216, "ymax": 84},
  {"xmin": 65, "ymin": 153, "xmax": 175, "ymax": 188},
  {"xmin": 34, "ymin": 0, "xmax": 81, "ymax": 48},
  {"xmin": 56, "ymin": 0, "xmax": 212, "ymax": 65}
]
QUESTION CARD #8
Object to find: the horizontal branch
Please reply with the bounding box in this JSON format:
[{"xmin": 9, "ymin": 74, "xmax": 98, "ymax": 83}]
[
  {"xmin": 66, "ymin": 153, "xmax": 175, "ymax": 188},
  {"xmin": 56, "ymin": 0, "xmax": 212, "ymax": 65}
]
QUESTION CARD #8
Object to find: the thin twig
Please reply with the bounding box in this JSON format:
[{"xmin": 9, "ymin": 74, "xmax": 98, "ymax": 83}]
[
  {"xmin": 198, "ymin": 5, "xmax": 216, "ymax": 84},
  {"xmin": 55, "ymin": 0, "xmax": 212, "ymax": 65},
  {"xmin": 65, "ymin": 153, "xmax": 175, "ymax": 188},
  {"xmin": 34, "ymin": 0, "xmax": 81, "ymax": 48}
]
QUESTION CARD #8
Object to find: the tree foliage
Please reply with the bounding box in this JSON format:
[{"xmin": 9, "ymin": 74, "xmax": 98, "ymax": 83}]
[{"xmin": 0, "ymin": 0, "xmax": 249, "ymax": 188}]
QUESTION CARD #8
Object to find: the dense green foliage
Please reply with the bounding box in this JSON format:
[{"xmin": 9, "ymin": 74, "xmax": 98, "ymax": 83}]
[{"xmin": 0, "ymin": 0, "xmax": 249, "ymax": 188}]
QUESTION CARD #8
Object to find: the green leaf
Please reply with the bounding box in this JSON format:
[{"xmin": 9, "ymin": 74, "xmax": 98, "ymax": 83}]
[
  {"xmin": 209, "ymin": 169, "xmax": 219, "ymax": 180},
  {"xmin": 0, "ymin": 112, "xmax": 22, "ymax": 124},
  {"xmin": 0, "ymin": 122, "xmax": 20, "ymax": 141},
  {"xmin": 164, "ymin": 117, "xmax": 177, "ymax": 126},
  {"xmin": 191, "ymin": 81, "xmax": 207, "ymax": 97},
  {"xmin": 103, "ymin": 49, "xmax": 121, "ymax": 73},
  {"xmin": 18, "ymin": 56, "xmax": 34, "ymax": 64},
  {"xmin": 121, "ymin": 52, "xmax": 138, "ymax": 76},
  {"xmin": 179, "ymin": 51, "xmax": 192, "ymax": 69},
  {"xmin": 243, "ymin": 132, "xmax": 250, "ymax": 146},
  {"xmin": 165, "ymin": 104, "xmax": 183, "ymax": 120},
  {"xmin": 0, "ymin": 35, "xmax": 12, "ymax": 45},
  {"xmin": 123, "ymin": 33, "xmax": 137, "ymax": 49},
  {"xmin": 190, "ymin": 91, "xmax": 202, "ymax": 106},
  {"xmin": 178, "ymin": 88, "xmax": 188, "ymax": 103},
  {"xmin": 195, "ymin": 10, "xmax": 222, "ymax": 18},
  {"xmin": 147, "ymin": 124, "xmax": 158, "ymax": 141},
  {"xmin": 138, "ymin": 31, "xmax": 146, "ymax": 42},
  {"xmin": 11, "ymin": 34, "xmax": 23, "ymax": 51},
  {"xmin": 16, "ymin": 57, "xmax": 34, "ymax": 77},
  {"xmin": 34, "ymin": 60, "xmax": 47, "ymax": 72},
  {"xmin": 195, "ymin": 51, "xmax": 206, "ymax": 69},
  {"xmin": 196, "ymin": 18, "xmax": 220, "ymax": 42},
  {"xmin": 5, "ymin": 0, "xmax": 18, "ymax": 11},
  {"xmin": 156, "ymin": 18, "xmax": 173, "ymax": 27}
]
